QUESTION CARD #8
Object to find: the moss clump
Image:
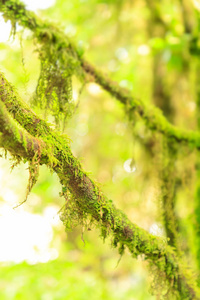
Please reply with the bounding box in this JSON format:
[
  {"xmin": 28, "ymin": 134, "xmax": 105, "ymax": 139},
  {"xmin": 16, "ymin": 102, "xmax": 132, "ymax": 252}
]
[
  {"xmin": 33, "ymin": 35, "xmax": 82, "ymax": 128},
  {"xmin": 1, "ymin": 0, "xmax": 84, "ymax": 128}
]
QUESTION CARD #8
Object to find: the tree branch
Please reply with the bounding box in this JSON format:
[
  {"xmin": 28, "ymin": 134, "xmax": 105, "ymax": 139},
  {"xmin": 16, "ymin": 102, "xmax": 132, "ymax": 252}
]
[
  {"xmin": 1, "ymin": 0, "xmax": 200, "ymax": 149},
  {"xmin": 0, "ymin": 99, "xmax": 42, "ymax": 158},
  {"xmin": 0, "ymin": 71, "xmax": 199, "ymax": 299}
]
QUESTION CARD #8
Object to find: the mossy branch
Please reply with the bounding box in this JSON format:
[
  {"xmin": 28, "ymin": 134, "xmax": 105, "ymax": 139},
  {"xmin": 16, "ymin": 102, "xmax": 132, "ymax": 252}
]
[
  {"xmin": 161, "ymin": 139, "xmax": 179, "ymax": 251},
  {"xmin": 1, "ymin": 0, "xmax": 200, "ymax": 149},
  {"xmin": 80, "ymin": 60, "xmax": 200, "ymax": 148},
  {"xmin": 0, "ymin": 72, "xmax": 199, "ymax": 299},
  {"xmin": 0, "ymin": 100, "xmax": 42, "ymax": 158},
  {"xmin": 194, "ymin": 61, "xmax": 200, "ymax": 275}
]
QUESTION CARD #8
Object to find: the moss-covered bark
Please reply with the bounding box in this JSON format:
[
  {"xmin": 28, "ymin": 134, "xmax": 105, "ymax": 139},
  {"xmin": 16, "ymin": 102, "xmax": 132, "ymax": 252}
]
[
  {"xmin": 144, "ymin": 1, "xmax": 180, "ymax": 252},
  {"xmin": 0, "ymin": 71, "xmax": 199, "ymax": 299},
  {"xmin": 194, "ymin": 60, "xmax": 200, "ymax": 278},
  {"xmin": 1, "ymin": 0, "xmax": 200, "ymax": 148}
]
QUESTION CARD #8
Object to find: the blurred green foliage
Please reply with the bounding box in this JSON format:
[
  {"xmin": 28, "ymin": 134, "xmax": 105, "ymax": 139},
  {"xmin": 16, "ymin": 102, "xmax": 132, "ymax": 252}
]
[{"xmin": 0, "ymin": 260, "xmax": 154, "ymax": 300}]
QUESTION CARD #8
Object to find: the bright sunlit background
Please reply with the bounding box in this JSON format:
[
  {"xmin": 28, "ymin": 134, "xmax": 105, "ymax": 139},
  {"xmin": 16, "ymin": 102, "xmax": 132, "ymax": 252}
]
[{"xmin": 0, "ymin": 0, "xmax": 59, "ymax": 266}]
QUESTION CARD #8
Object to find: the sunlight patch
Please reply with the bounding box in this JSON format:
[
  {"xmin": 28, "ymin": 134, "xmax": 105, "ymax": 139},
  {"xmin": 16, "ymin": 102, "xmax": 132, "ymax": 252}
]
[
  {"xmin": 0, "ymin": 14, "xmax": 12, "ymax": 43},
  {"xmin": 193, "ymin": 0, "xmax": 200, "ymax": 10},
  {"xmin": 0, "ymin": 205, "xmax": 58, "ymax": 264},
  {"xmin": 123, "ymin": 159, "xmax": 136, "ymax": 173},
  {"xmin": 23, "ymin": 0, "xmax": 56, "ymax": 11},
  {"xmin": 137, "ymin": 45, "xmax": 150, "ymax": 56}
]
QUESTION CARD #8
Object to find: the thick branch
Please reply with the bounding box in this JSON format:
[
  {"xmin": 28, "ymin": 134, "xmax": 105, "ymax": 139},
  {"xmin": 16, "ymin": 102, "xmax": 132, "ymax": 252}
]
[
  {"xmin": 1, "ymin": 0, "xmax": 200, "ymax": 149},
  {"xmin": 0, "ymin": 72, "xmax": 199, "ymax": 299},
  {"xmin": 0, "ymin": 100, "xmax": 43, "ymax": 158}
]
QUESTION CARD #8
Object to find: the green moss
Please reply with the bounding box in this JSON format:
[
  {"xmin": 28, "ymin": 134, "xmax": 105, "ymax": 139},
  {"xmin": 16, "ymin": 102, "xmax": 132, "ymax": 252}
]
[
  {"xmin": 32, "ymin": 37, "xmax": 80, "ymax": 127},
  {"xmin": 159, "ymin": 138, "xmax": 179, "ymax": 250},
  {"xmin": 0, "ymin": 1, "xmax": 200, "ymax": 298},
  {"xmin": 1, "ymin": 0, "xmax": 84, "ymax": 129},
  {"xmin": 2, "ymin": 0, "xmax": 200, "ymax": 148},
  {"xmin": 0, "ymin": 82, "xmax": 199, "ymax": 297}
]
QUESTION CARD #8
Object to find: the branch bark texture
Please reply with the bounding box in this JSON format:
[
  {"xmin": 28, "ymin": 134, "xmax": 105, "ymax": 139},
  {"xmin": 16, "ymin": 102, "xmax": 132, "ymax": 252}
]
[
  {"xmin": 1, "ymin": 0, "xmax": 200, "ymax": 148},
  {"xmin": 0, "ymin": 72, "xmax": 199, "ymax": 299}
]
